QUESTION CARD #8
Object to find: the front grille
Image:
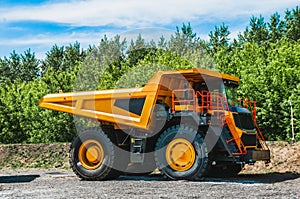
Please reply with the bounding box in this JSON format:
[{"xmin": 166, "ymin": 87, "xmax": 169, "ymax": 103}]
[
  {"xmin": 241, "ymin": 133, "xmax": 257, "ymax": 146},
  {"xmin": 233, "ymin": 113, "xmax": 255, "ymax": 130},
  {"xmin": 233, "ymin": 114, "xmax": 242, "ymax": 128}
]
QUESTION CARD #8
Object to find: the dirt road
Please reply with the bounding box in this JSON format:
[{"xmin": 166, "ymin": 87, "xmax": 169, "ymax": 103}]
[{"xmin": 0, "ymin": 169, "xmax": 299, "ymax": 198}]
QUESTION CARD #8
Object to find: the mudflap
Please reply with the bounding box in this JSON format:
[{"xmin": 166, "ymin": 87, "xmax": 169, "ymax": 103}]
[{"xmin": 244, "ymin": 149, "xmax": 271, "ymax": 163}]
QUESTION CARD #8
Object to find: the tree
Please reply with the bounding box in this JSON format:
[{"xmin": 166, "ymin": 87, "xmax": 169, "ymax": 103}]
[
  {"xmin": 285, "ymin": 6, "xmax": 300, "ymax": 42},
  {"xmin": 216, "ymin": 39, "xmax": 300, "ymax": 140},
  {"xmin": 127, "ymin": 34, "xmax": 156, "ymax": 67},
  {"xmin": 0, "ymin": 58, "xmax": 10, "ymax": 84},
  {"xmin": 157, "ymin": 35, "xmax": 167, "ymax": 49},
  {"xmin": 208, "ymin": 23, "xmax": 231, "ymax": 53},
  {"xmin": 0, "ymin": 49, "xmax": 39, "ymax": 83},
  {"xmin": 41, "ymin": 45, "xmax": 64, "ymax": 74},
  {"xmin": 268, "ymin": 12, "xmax": 285, "ymax": 43},
  {"xmin": 168, "ymin": 22, "xmax": 200, "ymax": 56},
  {"xmin": 41, "ymin": 42, "xmax": 86, "ymax": 75},
  {"xmin": 19, "ymin": 49, "xmax": 40, "ymax": 81},
  {"xmin": 247, "ymin": 15, "xmax": 269, "ymax": 44},
  {"xmin": 116, "ymin": 49, "xmax": 191, "ymax": 88},
  {"xmin": 74, "ymin": 35, "xmax": 127, "ymax": 91}
]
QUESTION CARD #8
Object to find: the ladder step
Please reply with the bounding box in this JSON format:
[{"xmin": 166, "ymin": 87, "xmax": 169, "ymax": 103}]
[{"xmin": 130, "ymin": 137, "xmax": 146, "ymax": 163}]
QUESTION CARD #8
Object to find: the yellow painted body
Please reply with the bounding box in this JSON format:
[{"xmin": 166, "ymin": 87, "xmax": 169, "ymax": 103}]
[
  {"xmin": 39, "ymin": 68, "xmax": 239, "ymax": 131},
  {"xmin": 40, "ymin": 67, "xmax": 269, "ymax": 162},
  {"xmin": 166, "ymin": 138, "xmax": 196, "ymax": 171},
  {"xmin": 40, "ymin": 67, "xmax": 271, "ymax": 179}
]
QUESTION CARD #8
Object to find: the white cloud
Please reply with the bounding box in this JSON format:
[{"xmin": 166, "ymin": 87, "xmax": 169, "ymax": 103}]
[
  {"xmin": 0, "ymin": 0, "xmax": 299, "ymax": 58},
  {"xmin": 0, "ymin": 28, "xmax": 174, "ymax": 59},
  {"xmin": 0, "ymin": 31, "xmax": 108, "ymax": 59},
  {"xmin": 119, "ymin": 28, "xmax": 174, "ymax": 42},
  {"xmin": 0, "ymin": 32, "xmax": 98, "ymax": 46},
  {"xmin": 0, "ymin": 28, "xmax": 174, "ymax": 47},
  {"xmin": 0, "ymin": 0, "xmax": 299, "ymax": 27}
]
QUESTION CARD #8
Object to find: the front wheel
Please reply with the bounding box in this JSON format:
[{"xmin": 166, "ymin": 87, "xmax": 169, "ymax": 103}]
[
  {"xmin": 69, "ymin": 128, "xmax": 127, "ymax": 180},
  {"xmin": 154, "ymin": 125, "xmax": 209, "ymax": 180}
]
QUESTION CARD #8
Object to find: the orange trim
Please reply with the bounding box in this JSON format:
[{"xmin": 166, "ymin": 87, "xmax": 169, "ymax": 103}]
[
  {"xmin": 225, "ymin": 114, "xmax": 247, "ymax": 155},
  {"xmin": 232, "ymin": 99, "xmax": 257, "ymax": 123},
  {"xmin": 172, "ymin": 89, "xmax": 196, "ymax": 113},
  {"xmin": 255, "ymin": 124, "xmax": 269, "ymax": 150}
]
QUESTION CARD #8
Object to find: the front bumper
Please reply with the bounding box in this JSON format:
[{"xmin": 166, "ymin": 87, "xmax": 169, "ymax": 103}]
[{"xmin": 244, "ymin": 149, "xmax": 271, "ymax": 163}]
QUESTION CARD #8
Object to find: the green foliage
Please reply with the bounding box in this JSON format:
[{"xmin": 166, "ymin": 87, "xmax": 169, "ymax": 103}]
[
  {"xmin": 0, "ymin": 43, "xmax": 84, "ymax": 144},
  {"xmin": 212, "ymin": 6, "xmax": 300, "ymax": 141},
  {"xmin": 215, "ymin": 40, "xmax": 300, "ymax": 140},
  {"xmin": 128, "ymin": 34, "xmax": 156, "ymax": 67},
  {"xmin": 74, "ymin": 35, "xmax": 127, "ymax": 91},
  {"xmin": 41, "ymin": 42, "xmax": 86, "ymax": 75},
  {"xmin": 0, "ymin": 49, "xmax": 39, "ymax": 84},
  {"xmin": 0, "ymin": 70, "xmax": 77, "ymax": 144},
  {"xmin": 247, "ymin": 15, "xmax": 269, "ymax": 44},
  {"xmin": 285, "ymin": 6, "xmax": 300, "ymax": 42},
  {"xmin": 1, "ymin": 6, "xmax": 300, "ymax": 143},
  {"xmin": 116, "ymin": 50, "xmax": 191, "ymax": 88},
  {"xmin": 208, "ymin": 23, "xmax": 231, "ymax": 53},
  {"xmin": 268, "ymin": 12, "xmax": 285, "ymax": 43}
]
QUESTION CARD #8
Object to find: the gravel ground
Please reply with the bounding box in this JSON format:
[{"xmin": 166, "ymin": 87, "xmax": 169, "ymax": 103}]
[{"xmin": 0, "ymin": 169, "xmax": 299, "ymax": 198}]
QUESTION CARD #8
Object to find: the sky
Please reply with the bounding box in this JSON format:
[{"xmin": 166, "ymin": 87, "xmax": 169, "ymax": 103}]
[{"xmin": 0, "ymin": 0, "xmax": 299, "ymax": 59}]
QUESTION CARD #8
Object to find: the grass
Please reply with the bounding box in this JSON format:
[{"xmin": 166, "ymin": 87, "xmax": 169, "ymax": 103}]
[{"xmin": 0, "ymin": 143, "xmax": 70, "ymax": 170}]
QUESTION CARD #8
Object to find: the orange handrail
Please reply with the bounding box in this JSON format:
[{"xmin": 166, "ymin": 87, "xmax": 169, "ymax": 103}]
[
  {"xmin": 171, "ymin": 90, "xmax": 268, "ymax": 154},
  {"xmin": 255, "ymin": 124, "xmax": 269, "ymax": 150},
  {"xmin": 232, "ymin": 99, "xmax": 269, "ymax": 150},
  {"xmin": 172, "ymin": 89, "xmax": 229, "ymax": 113},
  {"xmin": 171, "ymin": 89, "xmax": 196, "ymax": 113},
  {"xmin": 232, "ymin": 99, "xmax": 257, "ymax": 123},
  {"xmin": 225, "ymin": 115, "xmax": 247, "ymax": 155}
]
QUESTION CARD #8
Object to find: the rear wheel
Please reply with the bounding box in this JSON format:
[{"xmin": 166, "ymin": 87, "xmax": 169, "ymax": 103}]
[
  {"xmin": 69, "ymin": 128, "xmax": 128, "ymax": 180},
  {"xmin": 154, "ymin": 125, "xmax": 208, "ymax": 180}
]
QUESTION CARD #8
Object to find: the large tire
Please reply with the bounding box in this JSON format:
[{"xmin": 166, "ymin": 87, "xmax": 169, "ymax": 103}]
[
  {"xmin": 154, "ymin": 125, "xmax": 209, "ymax": 180},
  {"xmin": 69, "ymin": 128, "xmax": 128, "ymax": 180}
]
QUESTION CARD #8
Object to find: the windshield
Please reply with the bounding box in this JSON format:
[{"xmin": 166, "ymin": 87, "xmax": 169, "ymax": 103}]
[{"xmin": 223, "ymin": 80, "xmax": 239, "ymax": 106}]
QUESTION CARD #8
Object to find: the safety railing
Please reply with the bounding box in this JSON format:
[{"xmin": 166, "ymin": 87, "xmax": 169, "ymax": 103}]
[
  {"xmin": 255, "ymin": 124, "xmax": 269, "ymax": 150},
  {"xmin": 196, "ymin": 90, "xmax": 229, "ymax": 112},
  {"xmin": 171, "ymin": 89, "xmax": 197, "ymax": 113},
  {"xmin": 232, "ymin": 99, "xmax": 269, "ymax": 150},
  {"xmin": 171, "ymin": 89, "xmax": 229, "ymax": 114},
  {"xmin": 225, "ymin": 115, "xmax": 247, "ymax": 155},
  {"xmin": 171, "ymin": 89, "xmax": 268, "ymax": 155},
  {"xmin": 232, "ymin": 99, "xmax": 257, "ymax": 123}
]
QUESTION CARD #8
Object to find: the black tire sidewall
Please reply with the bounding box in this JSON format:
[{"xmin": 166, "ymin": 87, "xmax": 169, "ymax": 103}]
[
  {"xmin": 70, "ymin": 129, "xmax": 115, "ymax": 179},
  {"xmin": 155, "ymin": 125, "xmax": 208, "ymax": 180}
]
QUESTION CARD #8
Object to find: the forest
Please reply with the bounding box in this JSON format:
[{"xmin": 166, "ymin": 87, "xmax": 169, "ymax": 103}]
[{"xmin": 0, "ymin": 6, "xmax": 299, "ymax": 143}]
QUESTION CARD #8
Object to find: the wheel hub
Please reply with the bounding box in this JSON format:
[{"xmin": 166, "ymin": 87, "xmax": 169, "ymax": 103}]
[
  {"xmin": 166, "ymin": 138, "xmax": 196, "ymax": 172},
  {"xmin": 86, "ymin": 146, "xmax": 101, "ymax": 163},
  {"xmin": 78, "ymin": 140, "xmax": 104, "ymax": 170}
]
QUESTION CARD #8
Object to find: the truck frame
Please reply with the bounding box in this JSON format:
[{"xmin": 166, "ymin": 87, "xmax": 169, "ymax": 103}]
[{"xmin": 39, "ymin": 68, "xmax": 270, "ymax": 180}]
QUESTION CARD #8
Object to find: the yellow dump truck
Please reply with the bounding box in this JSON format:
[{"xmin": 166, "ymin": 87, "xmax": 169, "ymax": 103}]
[{"xmin": 39, "ymin": 68, "xmax": 270, "ymax": 180}]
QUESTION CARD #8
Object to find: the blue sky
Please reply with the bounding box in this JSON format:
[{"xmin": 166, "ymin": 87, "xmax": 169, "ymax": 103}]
[{"xmin": 0, "ymin": 0, "xmax": 299, "ymax": 59}]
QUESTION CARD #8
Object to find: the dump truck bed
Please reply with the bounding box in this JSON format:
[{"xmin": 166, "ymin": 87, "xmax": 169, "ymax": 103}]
[{"xmin": 39, "ymin": 68, "xmax": 239, "ymax": 130}]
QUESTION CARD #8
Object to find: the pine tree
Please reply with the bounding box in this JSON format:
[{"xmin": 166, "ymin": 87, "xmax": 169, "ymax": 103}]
[{"xmin": 268, "ymin": 12, "xmax": 284, "ymax": 43}]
